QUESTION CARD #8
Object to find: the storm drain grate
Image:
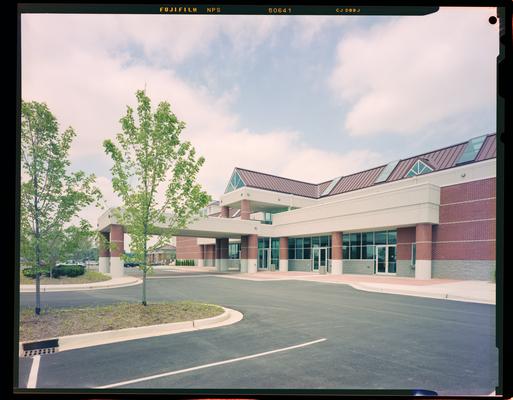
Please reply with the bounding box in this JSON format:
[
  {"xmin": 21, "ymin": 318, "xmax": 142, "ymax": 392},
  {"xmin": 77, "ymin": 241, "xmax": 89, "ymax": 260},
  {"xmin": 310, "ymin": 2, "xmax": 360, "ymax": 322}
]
[
  {"xmin": 23, "ymin": 347, "xmax": 58, "ymax": 357},
  {"xmin": 22, "ymin": 338, "xmax": 59, "ymax": 357}
]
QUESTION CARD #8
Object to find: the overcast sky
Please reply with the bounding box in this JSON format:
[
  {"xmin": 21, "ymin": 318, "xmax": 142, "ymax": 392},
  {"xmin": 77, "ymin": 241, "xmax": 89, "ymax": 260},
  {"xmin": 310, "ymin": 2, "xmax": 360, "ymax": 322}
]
[{"xmin": 21, "ymin": 7, "xmax": 498, "ymax": 227}]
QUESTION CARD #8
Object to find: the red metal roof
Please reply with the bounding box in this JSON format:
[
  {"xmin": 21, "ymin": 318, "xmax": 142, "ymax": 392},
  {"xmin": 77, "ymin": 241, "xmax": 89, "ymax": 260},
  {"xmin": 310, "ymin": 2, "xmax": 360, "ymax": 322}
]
[
  {"xmin": 230, "ymin": 133, "xmax": 496, "ymax": 199},
  {"xmin": 236, "ymin": 168, "xmax": 319, "ymax": 198}
]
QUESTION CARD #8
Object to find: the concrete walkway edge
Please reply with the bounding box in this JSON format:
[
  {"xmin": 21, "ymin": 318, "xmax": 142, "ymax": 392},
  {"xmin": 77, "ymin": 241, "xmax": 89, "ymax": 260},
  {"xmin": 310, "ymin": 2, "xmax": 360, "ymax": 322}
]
[
  {"xmin": 348, "ymin": 282, "xmax": 495, "ymax": 305},
  {"xmin": 20, "ymin": 276, "xmax": 142, "ymax": 292},
  {"xmin": 19, "ymin": 306, "xmax": 243, "ymax": 355}
]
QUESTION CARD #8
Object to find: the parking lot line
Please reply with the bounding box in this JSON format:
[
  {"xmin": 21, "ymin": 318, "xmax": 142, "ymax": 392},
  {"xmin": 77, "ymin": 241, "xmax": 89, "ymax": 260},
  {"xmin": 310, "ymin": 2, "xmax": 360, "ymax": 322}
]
[
  {"xmin": 27, "ymin": 355, "xmax": 40, "ymax": 388},
  {"xmin": 97, "ymin": 338, "xmax": 327, "ymax": 389}
]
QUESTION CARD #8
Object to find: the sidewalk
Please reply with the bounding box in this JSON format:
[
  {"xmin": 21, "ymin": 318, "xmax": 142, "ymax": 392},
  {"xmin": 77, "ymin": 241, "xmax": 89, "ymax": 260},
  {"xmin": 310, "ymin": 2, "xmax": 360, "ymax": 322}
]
[
  {"xmin": 20, "ymin": 276, "xmax": 142, "ymax": 293},
  {"xmin": 220, "ymin": 272, "xmax": 496, "ymax": 305}
]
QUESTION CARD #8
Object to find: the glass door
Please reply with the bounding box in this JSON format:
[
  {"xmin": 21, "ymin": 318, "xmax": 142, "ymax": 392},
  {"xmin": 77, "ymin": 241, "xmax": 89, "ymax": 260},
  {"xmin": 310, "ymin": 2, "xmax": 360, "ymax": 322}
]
[
  {"xmin": 312, "ymin": 247, "xmax": 328, "ymax": 273},
  {"xmin": 258, "ymin": 248, "xmax": 268, "ymax": 270},
  {"xmin": 376, "ymin": 245, "xmax": 387, "ymax": 274},
  {"xmin": 375, "ymin": 245, "xmax": 397, "ymax": 274}
]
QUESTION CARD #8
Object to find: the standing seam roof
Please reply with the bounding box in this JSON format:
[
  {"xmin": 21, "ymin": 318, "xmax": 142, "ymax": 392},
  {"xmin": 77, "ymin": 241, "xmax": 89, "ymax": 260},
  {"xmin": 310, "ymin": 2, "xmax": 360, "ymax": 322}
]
[{"xmin": 229, "ymin": 134, "xmax": 496, "ymax": 199}]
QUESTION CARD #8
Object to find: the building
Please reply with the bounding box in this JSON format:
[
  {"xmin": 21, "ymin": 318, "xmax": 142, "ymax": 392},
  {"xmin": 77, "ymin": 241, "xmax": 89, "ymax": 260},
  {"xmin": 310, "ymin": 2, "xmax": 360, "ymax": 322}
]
[
  {"xmin": 98, "ymin": 133, "xmax": 496, "ymax": 281},
  {"xmin": 148, "ymin": 244, "xmax": 176, "ymax": 265}
]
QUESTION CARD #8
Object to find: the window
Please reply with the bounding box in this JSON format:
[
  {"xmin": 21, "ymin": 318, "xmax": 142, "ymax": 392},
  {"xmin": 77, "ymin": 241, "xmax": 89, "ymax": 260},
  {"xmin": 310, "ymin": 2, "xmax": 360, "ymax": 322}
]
[
  {"xmin": 375, "ymin": 231, "xmax": 387, "ymax": 245},
  {"xmin": 228, "ymin": 243, "xmax": 240, "ymax": 259},
  {"xmin": 271, "ymin": 238, "xmax": 280, "ymax": 268},
  {"xmin": 456, "ymin": 135, "xmax": 487, "ymax": 165},
  {"xmin": 295, "ymin": 238, "xmax": 304, "ymax": 259},
  {"xmin": 387, "ymin": 230, "xmax": 397, "ymax": 244},
  {"xmin": 224, "ymin": 170, "xmax": 245, "ymax": 193},
  {"xmin": 288, "ymin": 238, "xmax": 295, "ymax": 259},
  {"xmin": 411, "ymin": 243, "xmax": 416, "ymax": 266},
  {"xmin": 303, "ymin": 237, "xmax": 311, "ymax": 259},
  {"xmin": 405, "ymin": 160, "xmax": 433, "ymax": 178}
]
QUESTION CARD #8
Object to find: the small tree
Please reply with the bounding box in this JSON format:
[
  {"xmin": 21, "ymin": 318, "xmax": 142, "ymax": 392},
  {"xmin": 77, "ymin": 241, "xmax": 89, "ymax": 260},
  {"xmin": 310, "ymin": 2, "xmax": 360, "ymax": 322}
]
[
  {"xmin": 104, "ymin": 90, "xmax": 210, "ymax": 305},
  {"xmin": 21, "ymin": 101, "xmax": 102, "ymax": 314}
]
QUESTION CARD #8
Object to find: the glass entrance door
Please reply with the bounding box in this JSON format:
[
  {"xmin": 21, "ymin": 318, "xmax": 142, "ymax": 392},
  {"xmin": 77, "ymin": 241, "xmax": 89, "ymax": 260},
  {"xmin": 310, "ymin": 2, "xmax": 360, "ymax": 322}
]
[
  {"xmin": 375, "ymin": 245, "xmax": 396, "ymax": 274},
  {"xmin": 258, "ymin": 248, "xmax": 269, "ymax": 270},
  {"xmin": 312, "ymin": 247, "xmax": 328, "ymax": 272}
]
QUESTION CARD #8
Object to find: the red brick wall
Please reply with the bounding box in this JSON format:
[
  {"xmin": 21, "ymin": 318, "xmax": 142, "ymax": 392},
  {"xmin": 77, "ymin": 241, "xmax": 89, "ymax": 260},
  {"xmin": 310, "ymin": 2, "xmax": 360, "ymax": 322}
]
[
  {"xmin": 397, "ymin": 227, "xmax": 415, "ymax": 260},
  {"xmin": 176, "ymin": 236, "xmax": 202, "ymax": 259},
  {"xmin": 433, "ymin": 178, "xmax": 495, "ymax": 260},
  {"xmin": 204, "ymin": 244, "xmax": 215, "ymax": 262}
]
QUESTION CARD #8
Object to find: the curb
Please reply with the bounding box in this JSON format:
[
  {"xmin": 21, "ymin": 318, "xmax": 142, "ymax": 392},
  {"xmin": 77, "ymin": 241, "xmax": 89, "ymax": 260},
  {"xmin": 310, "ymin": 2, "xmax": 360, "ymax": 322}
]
[
  {"xmin": 19, "ymin": 306, "xmax": 243, "ymax": 356},
  {"xmin": 19, "ymin": 278, "xmax": 142, "ymax": 293},
  {"xmin": 349, "ymin": 282, "xmax": 495, "ymax": 305}
]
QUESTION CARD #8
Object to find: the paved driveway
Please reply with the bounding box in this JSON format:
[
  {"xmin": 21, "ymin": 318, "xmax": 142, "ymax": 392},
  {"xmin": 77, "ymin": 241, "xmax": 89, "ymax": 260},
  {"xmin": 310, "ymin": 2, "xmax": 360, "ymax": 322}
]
[{"xmin": 17, "ymin": 273, "xmax": 498, "ymax": 395}]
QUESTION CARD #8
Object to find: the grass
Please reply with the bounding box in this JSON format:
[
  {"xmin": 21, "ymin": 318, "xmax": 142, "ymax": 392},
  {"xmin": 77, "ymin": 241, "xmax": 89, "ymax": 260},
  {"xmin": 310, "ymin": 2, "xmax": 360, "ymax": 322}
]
[
  {"xmin": 19, "ymin": 301, "xmax": 224, "ymax": 342},
  {"xmin": 20, "ymin": 270, "xmax": 111, "ymax": 285}
]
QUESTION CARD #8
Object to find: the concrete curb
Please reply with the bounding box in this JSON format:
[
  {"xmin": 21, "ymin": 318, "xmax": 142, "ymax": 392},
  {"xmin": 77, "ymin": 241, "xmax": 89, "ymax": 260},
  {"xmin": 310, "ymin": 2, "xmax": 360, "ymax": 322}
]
[
  {"xmin": 348, "ymin": 282, "xmax": 495, "ymax": 305},
  {"xmin": 19, "ymin": 277, "xmax": 142, "ymax": 293},
  {"xmin": 19, "ymin": 306, "xmax": 243, "ymax": 356}
]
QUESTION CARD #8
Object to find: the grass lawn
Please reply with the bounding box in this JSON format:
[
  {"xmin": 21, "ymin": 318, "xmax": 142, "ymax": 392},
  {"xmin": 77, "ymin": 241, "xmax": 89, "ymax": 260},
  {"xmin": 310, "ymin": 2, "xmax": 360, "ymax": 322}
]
[
  {"xmin": 20, "ymin": 270, "xmax": 111, "ymax": 285},
  {"xmin": 19, "ymin": 301, "xmax": 224, "ymax": 342}
]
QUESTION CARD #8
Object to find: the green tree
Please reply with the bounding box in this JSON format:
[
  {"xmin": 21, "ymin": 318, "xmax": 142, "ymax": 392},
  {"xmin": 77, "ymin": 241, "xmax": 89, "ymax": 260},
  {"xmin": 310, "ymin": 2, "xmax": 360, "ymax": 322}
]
[
  {"xmin": 21, "ymin": 101, "xmax": 102, "ymax": 315},
  {"xmin": 104, "ymin": 90, "xmax": 210, "ymax": 305}
]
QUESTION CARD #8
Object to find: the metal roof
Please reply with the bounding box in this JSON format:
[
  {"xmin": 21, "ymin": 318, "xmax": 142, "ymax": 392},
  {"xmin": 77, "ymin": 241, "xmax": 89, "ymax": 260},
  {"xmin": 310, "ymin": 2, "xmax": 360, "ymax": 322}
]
[{"xmin": 229, "ymin": 133, "xmax": 496, "ymax": 199}]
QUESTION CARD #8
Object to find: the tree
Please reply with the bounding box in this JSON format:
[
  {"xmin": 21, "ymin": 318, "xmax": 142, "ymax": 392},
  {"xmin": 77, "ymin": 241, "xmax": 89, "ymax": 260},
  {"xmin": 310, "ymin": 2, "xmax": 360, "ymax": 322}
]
[
  {"xmin": 21, "ymin": 101, "xmax": 102, "ymax": 315},
  {"xmin": 104, "ymin": 89, "xmax": 210, "ymax": 305}
]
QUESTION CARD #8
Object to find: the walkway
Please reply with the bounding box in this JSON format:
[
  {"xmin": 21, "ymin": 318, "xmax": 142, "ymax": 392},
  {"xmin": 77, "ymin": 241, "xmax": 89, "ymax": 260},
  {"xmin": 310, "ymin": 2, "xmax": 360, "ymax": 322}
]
[{"xmin": 218, "ymin": 271, "xmax": 496, "ymax": 304}]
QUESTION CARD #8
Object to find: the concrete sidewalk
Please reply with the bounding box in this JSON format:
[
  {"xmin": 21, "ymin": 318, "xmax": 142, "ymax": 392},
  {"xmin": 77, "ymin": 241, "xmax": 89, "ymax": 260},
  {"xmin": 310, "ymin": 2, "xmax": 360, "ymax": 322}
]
[
  {"xmin": 20, "ymin": 276, "xmax": 142, "ymax": 293},
  {"xmin": 220, "ymin": 272, "xmax": 496, "ymax": 305}
]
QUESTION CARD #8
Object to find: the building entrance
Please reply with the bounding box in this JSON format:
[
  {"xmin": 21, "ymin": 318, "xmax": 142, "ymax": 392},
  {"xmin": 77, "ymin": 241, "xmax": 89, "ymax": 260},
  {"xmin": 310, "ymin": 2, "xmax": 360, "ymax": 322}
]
[
  {"xmin": 312, "ymin": 247, "xmax": 328, "ymax": 273},
  {"xmin": 375, "ymin": 245, "xmax": 397, "ymax": 274}
]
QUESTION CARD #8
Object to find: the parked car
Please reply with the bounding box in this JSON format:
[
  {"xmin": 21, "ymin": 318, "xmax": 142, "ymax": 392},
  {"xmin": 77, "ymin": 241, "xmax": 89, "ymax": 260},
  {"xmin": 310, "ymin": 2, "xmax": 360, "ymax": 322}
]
[{"xmin": 123, "ymin": 253, "xmax": 140, "ymax": 268}]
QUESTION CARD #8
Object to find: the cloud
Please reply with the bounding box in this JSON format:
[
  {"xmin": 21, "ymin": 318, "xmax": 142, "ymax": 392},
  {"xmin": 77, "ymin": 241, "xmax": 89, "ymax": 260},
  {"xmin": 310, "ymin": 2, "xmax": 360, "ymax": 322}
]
[
  {"xmin": 328, "ymin": 7, "xmax": 498, "ymax": 137},
  {"xmin": 21, "ymin": 14, "xmax": 389, "ymax": 226}
]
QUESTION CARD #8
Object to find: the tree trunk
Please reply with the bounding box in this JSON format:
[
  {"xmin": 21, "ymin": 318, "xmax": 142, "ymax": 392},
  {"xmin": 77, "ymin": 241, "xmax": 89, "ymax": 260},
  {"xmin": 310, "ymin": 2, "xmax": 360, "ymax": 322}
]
[{"xmin": 142, "ymin": 269, "xmax": 147, "ymax": 306}]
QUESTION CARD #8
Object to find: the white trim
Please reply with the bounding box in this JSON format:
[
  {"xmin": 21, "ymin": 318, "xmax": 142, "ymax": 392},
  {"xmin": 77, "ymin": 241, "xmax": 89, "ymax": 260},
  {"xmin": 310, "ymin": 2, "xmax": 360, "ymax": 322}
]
[
  {"xmin": 433, "ymin": 239, "xmax": 495, "ymax": 243},
  {"xmin": 440, "ymin": 197, "xmax": 496, "ymax": 206},
  {"xmin": 97, "ymin": 338, "xmax": 327, "ymax": 389},
  {"xmin": 438, "ymin": 218, "xmax": 495, "ymax": 225}
]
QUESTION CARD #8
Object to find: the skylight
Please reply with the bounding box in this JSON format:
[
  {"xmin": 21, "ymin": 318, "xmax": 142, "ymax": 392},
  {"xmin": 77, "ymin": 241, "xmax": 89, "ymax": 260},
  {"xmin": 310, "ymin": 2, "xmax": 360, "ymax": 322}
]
[
  {"xmin": 456, "ymin": 135, "xmax": 487, "ymax": 165},
  {"xmin": 405, "ymin": 160, "xmax": 433, "ymax": 178},
  {"xmin": 374, "ymin": 160, "xmax": 400, "ymax": 184},
  {"xmin": 224, "ymin": 170, "xmax": 245, "ymax": 193},
  {"xmin": 321, "ymin": 176, "xmax": 342, "ymax": 196}
]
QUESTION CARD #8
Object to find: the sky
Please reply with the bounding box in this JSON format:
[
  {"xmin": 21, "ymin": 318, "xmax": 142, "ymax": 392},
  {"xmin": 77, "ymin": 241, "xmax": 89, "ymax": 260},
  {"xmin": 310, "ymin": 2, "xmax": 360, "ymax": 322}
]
[{"xmin": 21, "ymin": 7, "xmax": 499, "ymax": 228}]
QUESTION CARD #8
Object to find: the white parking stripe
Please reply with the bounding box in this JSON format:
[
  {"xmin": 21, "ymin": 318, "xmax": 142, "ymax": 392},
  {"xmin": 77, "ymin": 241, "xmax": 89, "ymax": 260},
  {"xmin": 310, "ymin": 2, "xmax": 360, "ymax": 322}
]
[
  {"xmin": 27, "ymin": 355, "xmax": 40, "ymax": 388},
  {"xmin": 97, "ymin": 338, "xmax": 327, "ymax": 389}
]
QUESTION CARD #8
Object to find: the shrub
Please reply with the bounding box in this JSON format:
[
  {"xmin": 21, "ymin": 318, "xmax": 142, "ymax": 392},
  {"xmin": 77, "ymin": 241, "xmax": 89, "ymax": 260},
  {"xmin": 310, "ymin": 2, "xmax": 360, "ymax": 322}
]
[
  {"xmin": 52, "ymin": 264, "xmax": 86, "ymax": 278},
  {"xmin": 22, "ymin": 268, "xmax": 50, "ymax": 279}
]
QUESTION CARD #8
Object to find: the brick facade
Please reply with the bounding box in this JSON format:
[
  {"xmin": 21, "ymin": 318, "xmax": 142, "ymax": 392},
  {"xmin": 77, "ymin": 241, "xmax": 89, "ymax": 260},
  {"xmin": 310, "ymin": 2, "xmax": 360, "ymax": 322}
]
[
  {"xmin": 176, "ymin": 236, "xmax": 202, "ymax": 259},
  {"xmin": 434, "ymin": 178, "xmax": 496, "ymax": 260}
]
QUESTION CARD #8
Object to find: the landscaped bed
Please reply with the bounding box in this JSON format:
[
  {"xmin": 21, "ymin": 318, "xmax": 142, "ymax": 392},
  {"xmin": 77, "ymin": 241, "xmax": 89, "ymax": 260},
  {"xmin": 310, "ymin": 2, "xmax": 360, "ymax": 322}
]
[
  {"xmin": 19, "ymin": 301, "xmax": 224, "ymax": 342},
  {"xmin": 20, "ymin": 270, "xmax": 111, "ymax": 285}
]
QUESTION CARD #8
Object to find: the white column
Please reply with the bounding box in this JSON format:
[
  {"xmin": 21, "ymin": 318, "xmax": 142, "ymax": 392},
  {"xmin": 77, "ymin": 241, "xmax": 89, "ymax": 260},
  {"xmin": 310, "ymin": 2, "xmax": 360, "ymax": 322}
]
[
  {"xmin": 247, "ymin": 259, "xmax": 257, "ymax": 273},
  {"xmin": 415, "ymin": 260, "xmax": 432, "ymax": 280},
  {"xmin": 279, "ymin": 259, "xmax": 288, "ymax": 272},
  {"xmin": 99, "ymin": 257, "xmax": 110, "ymax": 274},
  {"xmin": 331, "ymin": 260, "xmax": 343, "ymax": 275},
  {"xmin": 219, "ymin": 259, "xmax": 229, "ymax": 272},
  {"xmin": 109, "ymin": 257, "xmax": 124, "ymax": 278}
]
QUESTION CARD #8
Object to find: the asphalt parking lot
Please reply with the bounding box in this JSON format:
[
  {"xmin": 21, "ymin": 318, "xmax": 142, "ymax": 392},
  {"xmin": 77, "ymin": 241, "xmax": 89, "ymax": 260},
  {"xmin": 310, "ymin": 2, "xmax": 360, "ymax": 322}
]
[{"xmin": 17, "ymin": 273, "xmax": 498, "ymax": 395}]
